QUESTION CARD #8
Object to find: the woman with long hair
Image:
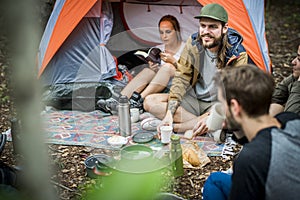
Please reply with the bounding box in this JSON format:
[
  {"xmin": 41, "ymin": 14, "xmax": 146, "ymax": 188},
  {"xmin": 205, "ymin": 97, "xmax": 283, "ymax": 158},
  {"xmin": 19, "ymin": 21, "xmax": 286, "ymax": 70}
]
[{"xmin": 120, "ymin": 15, "xmax": 185, "ymax": 111}]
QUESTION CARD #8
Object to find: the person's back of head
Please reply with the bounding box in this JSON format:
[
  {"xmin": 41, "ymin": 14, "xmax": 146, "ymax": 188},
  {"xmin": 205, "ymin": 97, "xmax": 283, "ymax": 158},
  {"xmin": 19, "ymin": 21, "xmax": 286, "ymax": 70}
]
[{"xmin": 218, "ymin": 64, "xmax": 275, "ymax": 117}]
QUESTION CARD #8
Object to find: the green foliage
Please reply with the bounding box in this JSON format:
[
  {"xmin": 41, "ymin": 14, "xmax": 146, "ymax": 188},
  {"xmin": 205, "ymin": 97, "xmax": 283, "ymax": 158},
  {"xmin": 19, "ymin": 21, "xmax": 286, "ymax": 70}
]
[{"xmin": 80, "ymin": 166, "xmax": 175, "ymax": 200}]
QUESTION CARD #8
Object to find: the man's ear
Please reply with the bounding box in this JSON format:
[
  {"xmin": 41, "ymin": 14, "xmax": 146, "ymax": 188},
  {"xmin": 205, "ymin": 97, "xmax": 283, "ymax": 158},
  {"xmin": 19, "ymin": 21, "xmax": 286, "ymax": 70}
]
[
  {"xmin": 222, "ymin": 23, "xmax": 228, "ymax": 34},
  {"xmin": 229, "ymin": 99, "xmax": 241, "ymax": 118}
]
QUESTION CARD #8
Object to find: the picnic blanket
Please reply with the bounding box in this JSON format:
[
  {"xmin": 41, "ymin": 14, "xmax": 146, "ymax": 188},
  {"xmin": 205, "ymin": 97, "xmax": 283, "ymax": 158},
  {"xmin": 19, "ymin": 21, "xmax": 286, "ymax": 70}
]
[
  {"xmin": 4, "ymin": 110, "xmax": 229, "ymax": 156},
  {"xmin": 43, "ymin": 110, "xmax": 226, "ymax": 156}
]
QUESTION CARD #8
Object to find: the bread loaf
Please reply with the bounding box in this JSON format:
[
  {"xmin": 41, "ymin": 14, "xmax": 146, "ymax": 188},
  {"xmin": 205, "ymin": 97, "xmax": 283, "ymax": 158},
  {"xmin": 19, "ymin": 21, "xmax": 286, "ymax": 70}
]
[{"xmin": 183, "ymin": 148, "xmax": 200, "ymax": 167}]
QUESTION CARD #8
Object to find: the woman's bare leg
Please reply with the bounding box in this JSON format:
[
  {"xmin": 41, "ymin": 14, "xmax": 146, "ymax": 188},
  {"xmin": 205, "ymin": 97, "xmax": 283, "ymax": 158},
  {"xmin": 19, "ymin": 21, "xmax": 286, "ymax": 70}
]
[
  {"xmin": 121, "ymin": 68, "xmax": 155, "ymax": 98},
  {"xmin": 144, "ymin": 93, "xmax": 195, "ymax": 121},
  {"xmin": 140, "ymin": 63, "xmax": 175, "ymax": 98},
  {"xmin": 144, "ymin": 93, "xmax": 169, "ymax": 119}
]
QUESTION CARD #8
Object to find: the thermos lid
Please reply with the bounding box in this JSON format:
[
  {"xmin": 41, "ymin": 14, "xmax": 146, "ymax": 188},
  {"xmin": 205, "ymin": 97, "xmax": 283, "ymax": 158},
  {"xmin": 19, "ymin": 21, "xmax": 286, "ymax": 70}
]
[{"xmin": 119, "ymin": 95, "xmax": 129, "ymax": 103}]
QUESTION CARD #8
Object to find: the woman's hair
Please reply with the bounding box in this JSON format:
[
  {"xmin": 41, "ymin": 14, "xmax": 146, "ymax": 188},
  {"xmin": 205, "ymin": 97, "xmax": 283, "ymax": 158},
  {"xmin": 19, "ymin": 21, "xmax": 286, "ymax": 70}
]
[{"xmin": 158, "ymin": 15, "xmax": 182, "ymax": 42}]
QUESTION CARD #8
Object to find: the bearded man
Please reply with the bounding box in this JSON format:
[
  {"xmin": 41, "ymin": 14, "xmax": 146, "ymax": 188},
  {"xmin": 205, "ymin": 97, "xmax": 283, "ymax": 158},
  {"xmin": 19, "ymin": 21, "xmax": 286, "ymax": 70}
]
[
  {"xmin": 143, "ymin": 3, "xmax": 251, "ymax": 134},
  {"xmin": 202, "ymin": 65, "xmax": 300, "ymax": 200}
]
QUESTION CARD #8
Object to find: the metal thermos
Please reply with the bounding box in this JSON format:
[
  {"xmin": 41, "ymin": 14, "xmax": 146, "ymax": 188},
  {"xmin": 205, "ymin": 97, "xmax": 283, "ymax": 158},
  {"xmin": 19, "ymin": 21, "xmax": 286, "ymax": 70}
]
[{"xmin": 118, "ymin": 95, "xmax": 131, "ymax": 136}]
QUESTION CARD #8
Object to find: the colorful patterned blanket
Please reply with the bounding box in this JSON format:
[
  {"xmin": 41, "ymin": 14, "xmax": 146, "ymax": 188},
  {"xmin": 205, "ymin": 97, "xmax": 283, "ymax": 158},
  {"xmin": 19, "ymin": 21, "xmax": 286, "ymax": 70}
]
[{"xmin": 40, "ymin": 110, "xmax": 225, "ymax": 156}]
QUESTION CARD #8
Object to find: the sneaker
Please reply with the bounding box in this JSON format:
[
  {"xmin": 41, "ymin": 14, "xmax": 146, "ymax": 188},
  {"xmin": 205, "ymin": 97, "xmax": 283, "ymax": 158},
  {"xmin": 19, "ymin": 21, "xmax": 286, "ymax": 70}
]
[
  {"xmin": 130, "ymin": 91, "xmax": 141, "ymax": 102},
  {"xmin": 129, "ymin": 98, "xmax": 144, "ymax": 112},
  {"xmin": 97, "ymin": 98, "xmax": 119, "ymax": 115},
  {"xmin": 129, "ymin": 91, "xmax": 144, "ymax": 112},
  {"xmin": 141, "ymin": 117, "xmax": 162, "ymax": 131}
]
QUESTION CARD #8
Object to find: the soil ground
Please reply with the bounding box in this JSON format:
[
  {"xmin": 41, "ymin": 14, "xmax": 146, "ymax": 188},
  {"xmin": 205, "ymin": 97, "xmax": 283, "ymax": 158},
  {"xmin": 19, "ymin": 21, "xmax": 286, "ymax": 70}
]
[{"xmin": 0, "ymin": 1, "xmax": 299, "ymax": 199}]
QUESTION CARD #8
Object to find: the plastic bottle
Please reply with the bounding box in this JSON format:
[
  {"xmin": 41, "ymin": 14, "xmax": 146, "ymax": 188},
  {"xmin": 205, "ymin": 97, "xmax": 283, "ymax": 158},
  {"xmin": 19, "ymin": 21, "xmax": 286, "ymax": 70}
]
[
  {"xmin": 169, "ymin": 135, "xmax": 184, "ymax": 177},
  {"xmin": 118, "ymin": 95, "xmax": 131, "ymax": 137}
]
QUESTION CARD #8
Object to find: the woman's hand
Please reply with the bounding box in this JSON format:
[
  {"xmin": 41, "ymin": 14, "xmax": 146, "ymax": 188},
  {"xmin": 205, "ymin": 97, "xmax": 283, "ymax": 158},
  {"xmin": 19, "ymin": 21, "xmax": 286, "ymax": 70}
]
[
  {"xmin": 148, "ymin": 61, "xmax": 159, "ymax": 72},
  {"xmin": 160, "ymin": 52, "xmax": 176, "ymax": 65}
]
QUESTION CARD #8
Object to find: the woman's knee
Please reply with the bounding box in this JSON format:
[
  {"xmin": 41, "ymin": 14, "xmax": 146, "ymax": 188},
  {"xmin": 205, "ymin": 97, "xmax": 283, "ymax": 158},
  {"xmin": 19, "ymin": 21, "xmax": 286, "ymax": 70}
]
[
  {"xmin": 144, "ymin": 94, "xmax": 165, "ymax": 111},
  {"xmin": 142, "ymin": 68, "xmax": 155, "ymax": 73},
  {"xmin": 144, "ymin": 95, "xmax": 155, "ymax": 111},
  {"xmin": 160, "ymin": 63, "xmax": 176, "ymax": 74}
]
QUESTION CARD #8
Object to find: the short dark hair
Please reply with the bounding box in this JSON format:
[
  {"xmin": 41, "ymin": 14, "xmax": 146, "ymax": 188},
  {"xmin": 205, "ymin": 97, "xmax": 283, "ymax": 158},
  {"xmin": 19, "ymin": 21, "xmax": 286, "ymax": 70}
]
[
  {"xmin": 159, "ymin": 15, "xmax": 182, "ymax": 42},
  {"xmin": 216, "ymin": 64, "xmax": 275, "ymax": 117}
]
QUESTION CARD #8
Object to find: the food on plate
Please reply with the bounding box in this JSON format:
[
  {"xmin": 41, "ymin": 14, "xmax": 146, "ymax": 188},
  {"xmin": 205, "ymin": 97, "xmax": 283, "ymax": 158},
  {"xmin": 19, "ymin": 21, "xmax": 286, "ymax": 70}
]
[
  {"xmin": 107, "ymin": 135, "xmax": 127, "ymax": 147},
  {"xmin": 182, "ymin": 148, "xmax": 200, "ymax": 167},
  {"xmin": 181, "ymin": 142, "xmax": 211, "ymax": 168}
]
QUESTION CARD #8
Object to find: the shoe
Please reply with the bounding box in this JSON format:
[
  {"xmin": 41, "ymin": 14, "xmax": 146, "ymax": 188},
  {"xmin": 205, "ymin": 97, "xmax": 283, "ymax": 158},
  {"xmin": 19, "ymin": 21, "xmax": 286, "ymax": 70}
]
[
  {"xmin": 141, "ymin": 117, "xmax": 161, "ymax": 131},
  {"xmin": 130, "ymin": 91, "xmax": 141, "ymax": 102},
  {"xmin": 129, "ymin": 91, "xmax": 144, "ymax": 112},
  {"xmin": 97, "ymin": 98, "xmax": 119, "ymax": 115},
  {"xmin": 129, "ymin": 98, "xmax": 144, "ymax": 112}
]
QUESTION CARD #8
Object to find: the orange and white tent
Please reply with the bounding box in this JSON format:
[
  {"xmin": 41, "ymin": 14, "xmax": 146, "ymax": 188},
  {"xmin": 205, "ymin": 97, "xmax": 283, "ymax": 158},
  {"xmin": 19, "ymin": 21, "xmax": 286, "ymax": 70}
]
[{"xmin": 38, "ymin": 0, "xmax": 271, "ymax": 86}]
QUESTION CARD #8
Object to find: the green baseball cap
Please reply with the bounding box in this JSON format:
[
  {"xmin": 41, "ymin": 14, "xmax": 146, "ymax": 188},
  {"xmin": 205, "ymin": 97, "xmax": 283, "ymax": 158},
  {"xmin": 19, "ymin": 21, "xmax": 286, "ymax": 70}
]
[{"xmin": 194, "ymin": 3, "xmax": 228, "ymax": 23}]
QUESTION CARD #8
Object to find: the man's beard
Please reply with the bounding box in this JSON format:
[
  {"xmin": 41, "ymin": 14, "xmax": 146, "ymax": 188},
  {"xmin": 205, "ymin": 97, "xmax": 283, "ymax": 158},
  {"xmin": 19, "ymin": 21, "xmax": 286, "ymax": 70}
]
[
  {"xmin": 200, "ymin": 33, "xmax": 223, "ymax": 49},
  {"xmin": 225, "ymin": 109, "xmax": 242, "ymax": 132},
  {"xmin": 226, "ymin": 109, "xmax": 249, "ymax": 144}
]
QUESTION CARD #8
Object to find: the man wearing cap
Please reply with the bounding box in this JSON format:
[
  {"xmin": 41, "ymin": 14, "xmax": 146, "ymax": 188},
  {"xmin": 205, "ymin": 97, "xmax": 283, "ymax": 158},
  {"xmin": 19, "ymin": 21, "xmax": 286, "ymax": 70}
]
[{"xmin": 143, "ymin": 3, "xmax": 251, "ymax": 134}]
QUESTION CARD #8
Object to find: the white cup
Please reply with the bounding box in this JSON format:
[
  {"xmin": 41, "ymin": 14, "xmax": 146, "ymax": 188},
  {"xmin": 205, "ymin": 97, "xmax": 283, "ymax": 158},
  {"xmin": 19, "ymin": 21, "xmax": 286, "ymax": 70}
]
[
  {"xmin": 160, "ymin": 126, "xmax": 173, "ymax": 144},
  {"xmin": 206, "ymin": 103, "xmax": 225, "ymax": 131},
  {"xmin": 130, "ymin": 108, "xmax": 140, "ymax": 123}
]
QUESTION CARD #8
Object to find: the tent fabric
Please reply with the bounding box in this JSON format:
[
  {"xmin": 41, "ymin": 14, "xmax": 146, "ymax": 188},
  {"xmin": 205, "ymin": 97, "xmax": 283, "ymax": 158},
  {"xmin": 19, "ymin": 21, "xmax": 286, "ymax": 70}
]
[
  {"xmin": 38, "ymin": 0, "xmax": 117, "ymax": 86},
  {"xmin": 38, "ymin": 0, "xmax": 65, "ymax": 77},
  {"xmin": 97, "ymin": 0, "xmax": 116, "ymax": 81},
  {"xmin": 38, "ymin": 0, "xmax": 98, "ymax": 78},
  {"xmin": 38, "ymin": 0, "xmax": 271, "ymax": 87},
  {"xmin": 243, "ymin": 0, "xmax": 270, "ymax": 72},
  {"xmin": 121, "ymin": 2, "xmax": 201, "ymax": 45}
]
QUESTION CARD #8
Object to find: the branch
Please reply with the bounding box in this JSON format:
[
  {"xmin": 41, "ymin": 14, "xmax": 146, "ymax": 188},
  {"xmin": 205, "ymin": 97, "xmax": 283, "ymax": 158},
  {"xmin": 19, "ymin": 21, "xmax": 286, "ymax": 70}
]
[{"xmin": 50, "ymin": 180, "xmax": 82, "ymax": 196}]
